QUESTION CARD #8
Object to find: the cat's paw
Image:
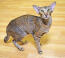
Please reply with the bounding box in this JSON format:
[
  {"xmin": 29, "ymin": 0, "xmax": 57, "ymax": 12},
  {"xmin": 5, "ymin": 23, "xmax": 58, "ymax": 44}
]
[
  {"xmin": 18, "ymin": 48, "xmax": 24, "ymax": 51},
  {"xmin": 38, "ymin": 50, "xmax": 43, "ymax": 54}
]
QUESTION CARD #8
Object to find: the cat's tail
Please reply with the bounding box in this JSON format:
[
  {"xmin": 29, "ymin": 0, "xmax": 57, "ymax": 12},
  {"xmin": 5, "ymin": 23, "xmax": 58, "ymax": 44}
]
[{"xmin": 4, "ymin": 34, "xmax": 10, "ymax": 43}]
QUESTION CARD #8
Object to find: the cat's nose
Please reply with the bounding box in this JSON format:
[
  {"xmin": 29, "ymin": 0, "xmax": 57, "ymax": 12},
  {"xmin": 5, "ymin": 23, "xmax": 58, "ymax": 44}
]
[
  {"xmin": 44, "ymin": 13, "xmax": 48, "ymax": 17},
  {"xmin": 45, "ymin": 13, "xmax": 48, "ymax": 16}
]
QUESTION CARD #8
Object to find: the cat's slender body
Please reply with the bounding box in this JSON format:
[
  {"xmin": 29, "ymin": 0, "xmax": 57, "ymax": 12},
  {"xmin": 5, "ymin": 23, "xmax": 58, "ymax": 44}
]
[{"xmin": 4, "ymin": 2, "xmax": 56, "ymax": 54}]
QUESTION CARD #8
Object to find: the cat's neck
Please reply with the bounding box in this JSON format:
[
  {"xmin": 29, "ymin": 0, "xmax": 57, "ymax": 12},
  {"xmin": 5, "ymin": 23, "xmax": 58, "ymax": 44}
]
[{"xmin": 41, "ymin": 16, "xmax": 52, "ymax": 27}]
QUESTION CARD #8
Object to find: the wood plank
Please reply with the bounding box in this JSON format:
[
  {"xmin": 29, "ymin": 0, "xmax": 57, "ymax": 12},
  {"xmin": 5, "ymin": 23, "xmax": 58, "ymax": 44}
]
[{"xmin": 0, "ymin": 0, "xmax": 65, "ymax": 58}]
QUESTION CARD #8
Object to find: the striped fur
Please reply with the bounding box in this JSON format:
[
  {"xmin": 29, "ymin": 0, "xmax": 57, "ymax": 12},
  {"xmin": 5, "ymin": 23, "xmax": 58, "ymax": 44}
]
[{"xmin": 4, "ymin": 2, "xmax": 56, "ymax": 54}]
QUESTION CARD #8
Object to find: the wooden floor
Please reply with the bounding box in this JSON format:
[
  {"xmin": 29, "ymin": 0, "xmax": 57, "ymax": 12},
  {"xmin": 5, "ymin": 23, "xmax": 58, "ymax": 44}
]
[{"xmin": 0, "ymin": 0, "xmax": 65, "ymax": 58}]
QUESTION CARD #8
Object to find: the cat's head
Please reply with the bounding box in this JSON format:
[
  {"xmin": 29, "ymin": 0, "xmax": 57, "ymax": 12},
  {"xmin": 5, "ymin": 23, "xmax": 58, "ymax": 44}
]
[{"xmin": 33, "ymin": 2, "xmax": 56, "ymax": 19}]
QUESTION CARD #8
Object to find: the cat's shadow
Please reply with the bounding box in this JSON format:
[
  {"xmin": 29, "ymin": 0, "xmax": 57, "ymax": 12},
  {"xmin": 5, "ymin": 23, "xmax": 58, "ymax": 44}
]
[
  {"xmin": 8, "ymin": 34, "xmax": 50, "ymax": 47},
  {"xmin": 19, "ymin": 34, "xmax": 49, "ymax": 47}
]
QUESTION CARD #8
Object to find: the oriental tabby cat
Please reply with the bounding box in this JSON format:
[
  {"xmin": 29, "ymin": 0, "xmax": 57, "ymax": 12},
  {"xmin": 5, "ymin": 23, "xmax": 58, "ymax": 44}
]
[{"xmin": 4, "ymin": 2, "xmax": 56, "ymax": 54}]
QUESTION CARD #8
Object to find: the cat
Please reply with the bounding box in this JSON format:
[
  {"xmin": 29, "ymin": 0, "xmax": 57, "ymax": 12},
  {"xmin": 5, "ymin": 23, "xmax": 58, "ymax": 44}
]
[{"xmin": 4, "ymin": 2, "xmax": 56, "ymax": 54}]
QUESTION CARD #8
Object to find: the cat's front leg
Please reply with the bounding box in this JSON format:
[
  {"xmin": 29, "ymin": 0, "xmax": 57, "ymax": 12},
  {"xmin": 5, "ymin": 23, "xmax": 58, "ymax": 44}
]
[
  {"xmin": 33, "ymin": 29, "xmax": 46, "ymax": 54},
  {"xmin": 33, "ymin": 35, "xmax": 42, "ymax": 54}
]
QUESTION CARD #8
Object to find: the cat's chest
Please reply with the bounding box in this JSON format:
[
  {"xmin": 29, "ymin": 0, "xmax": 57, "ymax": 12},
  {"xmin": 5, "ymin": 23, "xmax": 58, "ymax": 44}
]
[{"xmin": 38, "ymin": 19, "xmax": 50, "ymax": 33}]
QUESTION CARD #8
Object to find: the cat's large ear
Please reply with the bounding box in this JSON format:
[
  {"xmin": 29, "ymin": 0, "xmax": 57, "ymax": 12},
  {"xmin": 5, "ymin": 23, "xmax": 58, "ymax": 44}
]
[
  {"xmin": 50, "ymin": 2, "xmax": 56, "ymax": 11},
  {"xmin": 33, "ymin": 5, "xmax": 40, "ymax": 14}
]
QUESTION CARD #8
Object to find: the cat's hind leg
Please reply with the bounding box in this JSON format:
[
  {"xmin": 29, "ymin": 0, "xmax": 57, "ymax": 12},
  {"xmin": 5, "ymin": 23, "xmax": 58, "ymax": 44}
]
[
  {"xmin": 12, "ymin": 30, "xmax": 27, "ymax": 51},
  {"xmin": 13, "ymin": 39, "xmax": 24, "ymax": 51}
]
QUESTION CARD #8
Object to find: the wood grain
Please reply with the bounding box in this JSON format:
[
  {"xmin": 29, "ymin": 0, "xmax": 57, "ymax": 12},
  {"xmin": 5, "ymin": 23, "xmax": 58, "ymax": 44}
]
[{"xmin": 0, "ymin": 0, "xmax": 65, "ymax": 58}]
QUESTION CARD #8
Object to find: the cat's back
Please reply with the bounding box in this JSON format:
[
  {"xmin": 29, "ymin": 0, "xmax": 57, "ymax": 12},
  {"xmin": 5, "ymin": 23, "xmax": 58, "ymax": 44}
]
[
  {"xmin": 7, "ymin": 14, "xmax": 41, "ymax": 33},
  {"xmin": 14, "ymin": 14, "xmax": 40, "ymax": 25},
  {"xmin": 7, "ymin": 14, "xmax": 41, "ymax": 28},
  {"xmin": 8, "ymin": 14, "xmax": 40, "ymax": 25}
]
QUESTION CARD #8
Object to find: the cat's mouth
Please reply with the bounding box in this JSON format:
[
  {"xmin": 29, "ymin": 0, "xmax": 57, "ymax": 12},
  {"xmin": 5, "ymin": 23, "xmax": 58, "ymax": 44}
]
[
  {"xmin": 42, "ymin": 15, "xmax": 49, "ymax": 19},
  {"xmin": 41, "ymin": 15, "xmax": 49, "ymax": 19},
  {"xmin": 40, "ymin": 14, "xmax": 49, "ymax": 19}
]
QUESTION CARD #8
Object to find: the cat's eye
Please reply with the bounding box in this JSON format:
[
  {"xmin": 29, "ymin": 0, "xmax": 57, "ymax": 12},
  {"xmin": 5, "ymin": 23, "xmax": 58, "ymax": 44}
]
[{"xmin": 41, "ymin": 10, "xmax": 44, "ymax": 12}]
